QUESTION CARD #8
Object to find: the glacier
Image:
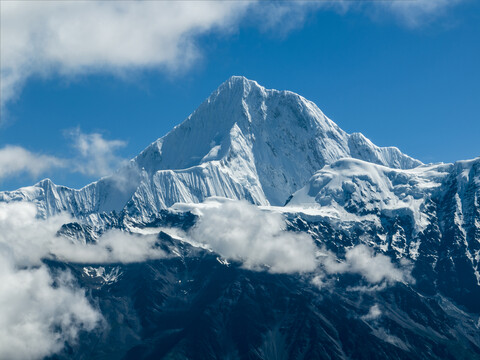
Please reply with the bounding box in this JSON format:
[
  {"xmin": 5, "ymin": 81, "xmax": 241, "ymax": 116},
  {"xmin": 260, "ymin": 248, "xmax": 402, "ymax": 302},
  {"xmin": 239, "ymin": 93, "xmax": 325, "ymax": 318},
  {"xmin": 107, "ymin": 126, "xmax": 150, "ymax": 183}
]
[{"xmin": 0, "ymin": 76, "xmax": 422, "ymax": 223}]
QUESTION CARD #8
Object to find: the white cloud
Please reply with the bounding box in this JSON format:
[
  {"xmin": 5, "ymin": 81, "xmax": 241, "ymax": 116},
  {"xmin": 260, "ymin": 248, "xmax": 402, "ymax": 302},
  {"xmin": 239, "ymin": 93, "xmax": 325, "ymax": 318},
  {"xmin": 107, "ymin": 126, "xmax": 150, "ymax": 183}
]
[
  {"xmin": 66, "ymin": 128, "xmax": 127, "ymax": 177},
  {"xmin": 249, "ymin": 1, "xmax": 327, "ymax": 35},
  {"xmin": 377, "ymin": 0, "xmax": 463, "ymax": 28},
  {"xmin": 0, "ymin": 198, "xmax": 415, "ymax": 358},
  {"xmin": 0, "ymin": 202, "xmax": 100, "ymax": 360},
  {"xmin": 0, "ymin": 145, "xmax": 65, "ymax": 181},
  {"xmin": 0, "ymin": 259, "xmax": 101, "ymax": 360},
  {"xmin": 52, "ymin": 229, "xmax": 167, "ymax": 264},
  {"xmin": 0, "ymin": 202, "xmax": 167, "ymax": 266},
  {"xmin": 0, "ymin": 1, "xmax": 250, "ymax": 117},
  {"xmin": 362, "ymin": 304, "xmax": 382, "ymax": 321},
  {"xmin": 190, "ymin": 199, "xmax": 317, "ymax": 274},
  {"xmin": 0, "ymin": 201, "xmax": 169, "ymax": 359},
  {"xmin": 0, "ymin": 0, "xmax": 462, "ymax": 119},
  {"xmin": 319, "ymin": 244, "xmax": 413, "ymax": 284},
  {"xmin": 0, "ymin": 129, "xmax": 127, "ymax": 183}
]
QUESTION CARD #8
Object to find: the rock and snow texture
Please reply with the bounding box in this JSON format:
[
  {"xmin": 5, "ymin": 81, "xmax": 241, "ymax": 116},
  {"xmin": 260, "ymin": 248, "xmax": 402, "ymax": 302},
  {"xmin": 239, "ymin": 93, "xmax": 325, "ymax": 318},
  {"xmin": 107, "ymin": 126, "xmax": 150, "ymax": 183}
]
[
  {"xmin": 286, "ymin": 156, "xmax": 480, "ymax": 310},
  {"xmin": 286, "ymin": 158, "xmax": 451, "ymax": 229},
  {"xmin": 0, "ymin": 76, "xmax": 422, "ymax": 222}
]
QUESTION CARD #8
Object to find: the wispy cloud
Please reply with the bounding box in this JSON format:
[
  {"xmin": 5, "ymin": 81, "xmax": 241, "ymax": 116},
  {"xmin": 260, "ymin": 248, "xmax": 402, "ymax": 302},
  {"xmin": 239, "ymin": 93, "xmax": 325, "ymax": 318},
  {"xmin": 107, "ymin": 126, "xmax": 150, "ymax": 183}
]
[
  {"xmin": 248, "ymin": 1, "xmax": 327, "ymax": 35},
  {"xmin": 0, "ymin": 202, "xmax": 168, "ymax": 268},
  {"xmin": 52, "ymin": 228, "xmax": 167, "ymax": 264},
  {"xmin": 375, "ymin": 0, "xmax": 463, "ymax": 28},
  {"xmin": 318, "ymin": 244, "xmax": 413, "ymax": 285},
  {"xmin": 0, "ymin": 129, "xmax": 127, "ymax": 184},
  {"xmin": 0, "ymin": 145, "xmax": 65, "ymax": 181},
  {"xmin": 361, "ymin": 304, "xmax": 382, "ymax": 321},
  {"xmin": 66, "ymin": 128, "xmax": 127, "ymax": 178}
]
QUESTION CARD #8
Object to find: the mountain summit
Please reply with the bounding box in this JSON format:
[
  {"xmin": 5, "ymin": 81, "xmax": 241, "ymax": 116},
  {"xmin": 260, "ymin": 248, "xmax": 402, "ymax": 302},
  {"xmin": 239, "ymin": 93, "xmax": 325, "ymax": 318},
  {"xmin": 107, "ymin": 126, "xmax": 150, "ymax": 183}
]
[{"xmin": 1, "ymin": 76, "xmax": 421, "ymax": 221}]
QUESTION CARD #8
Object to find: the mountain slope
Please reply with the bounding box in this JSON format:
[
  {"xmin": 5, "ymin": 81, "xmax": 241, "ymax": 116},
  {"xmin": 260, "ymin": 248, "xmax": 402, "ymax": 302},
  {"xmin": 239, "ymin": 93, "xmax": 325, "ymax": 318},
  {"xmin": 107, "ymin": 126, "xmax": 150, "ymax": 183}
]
[
  {"xmin": 0, "ymin": 76, "xmax": 421, "ymax": 222},
  {"xmin": 286, "ymin": 156, "xmax": 480, "ymax": 312}
]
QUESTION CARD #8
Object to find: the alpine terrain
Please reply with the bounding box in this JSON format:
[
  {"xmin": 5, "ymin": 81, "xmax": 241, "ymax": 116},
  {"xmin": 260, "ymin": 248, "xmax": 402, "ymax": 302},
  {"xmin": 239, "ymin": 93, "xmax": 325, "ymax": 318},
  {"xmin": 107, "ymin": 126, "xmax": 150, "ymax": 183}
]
[{"xmin": 1, "ymin": 76, "xmax": 479, "ymax": 360}]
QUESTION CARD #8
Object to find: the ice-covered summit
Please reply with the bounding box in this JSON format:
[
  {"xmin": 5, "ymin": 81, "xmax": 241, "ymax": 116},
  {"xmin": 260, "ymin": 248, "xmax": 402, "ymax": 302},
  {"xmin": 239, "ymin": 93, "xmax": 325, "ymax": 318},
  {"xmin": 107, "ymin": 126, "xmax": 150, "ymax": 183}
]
[
  {"xmin": 0, "ymin": 76, "xmax": 422, "ymax": 220},
  {"xmin": 134, "ymin": 75, "xmax": 421, "ymax": 204}
]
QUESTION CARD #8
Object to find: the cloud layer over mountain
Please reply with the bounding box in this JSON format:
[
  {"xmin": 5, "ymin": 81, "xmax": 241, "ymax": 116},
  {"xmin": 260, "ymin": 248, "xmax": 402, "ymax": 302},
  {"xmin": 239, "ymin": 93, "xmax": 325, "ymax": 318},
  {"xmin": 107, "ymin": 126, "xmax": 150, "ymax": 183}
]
[
  {"xmin": 190, "ymin": 199, "xmax": 318, "ymax": 274},
  {"xmin": 0, "ymin": 202, "xmax": 168, "ymax": 359},
  {"xmin": 319, "ymin": 244, "xmax": 414, "ymax": 284}
]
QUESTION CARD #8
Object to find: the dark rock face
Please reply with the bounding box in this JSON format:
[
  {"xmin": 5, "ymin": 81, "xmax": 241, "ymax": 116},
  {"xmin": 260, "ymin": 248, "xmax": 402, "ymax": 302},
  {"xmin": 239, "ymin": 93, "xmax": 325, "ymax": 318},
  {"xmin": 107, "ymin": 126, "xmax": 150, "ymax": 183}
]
[
  {"xmin": 39, "ymin": 157, "xmax": 480, "ymax": 360},
  {"xmin": 44, "ymin": 208, "xmax": 480, "ymax": 360}
]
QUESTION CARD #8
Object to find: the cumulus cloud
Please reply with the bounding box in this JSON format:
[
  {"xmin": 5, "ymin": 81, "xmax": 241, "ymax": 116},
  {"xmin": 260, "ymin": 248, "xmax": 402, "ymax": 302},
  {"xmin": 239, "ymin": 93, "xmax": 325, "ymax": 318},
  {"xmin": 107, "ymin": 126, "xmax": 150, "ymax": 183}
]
[
  {"xmin": 0, "ymin": 145, "xmax": 65, "ymax": 181},
  {"xmin": 186, "ymin": 199, "xmax": 416, "ymax": 279},
  {"xmin": 66, "ymin": 128, "xmax": 127, "ymax": 177},
  {"xmin": 0, "ymin": 202, "xmax": 99, "ymax": 359},
  {"xmin": 0, "ymin": 201, "xmax": 168, "ymax": 359},
  {"xmin": 319, "ymin": 244, "xmax": 413, "ymax": 284},
  {"xmin": 190, "ymin": 199, "xmax": 318, "ymax": 274}
]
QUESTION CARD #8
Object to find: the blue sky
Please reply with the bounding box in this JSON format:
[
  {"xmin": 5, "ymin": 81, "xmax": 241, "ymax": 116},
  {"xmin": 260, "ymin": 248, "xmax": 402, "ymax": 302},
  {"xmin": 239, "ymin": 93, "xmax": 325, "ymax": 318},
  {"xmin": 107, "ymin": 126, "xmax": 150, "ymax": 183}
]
[{"xmin": 0, "ymin": 1, "xmax": 479, "ymax": 191}]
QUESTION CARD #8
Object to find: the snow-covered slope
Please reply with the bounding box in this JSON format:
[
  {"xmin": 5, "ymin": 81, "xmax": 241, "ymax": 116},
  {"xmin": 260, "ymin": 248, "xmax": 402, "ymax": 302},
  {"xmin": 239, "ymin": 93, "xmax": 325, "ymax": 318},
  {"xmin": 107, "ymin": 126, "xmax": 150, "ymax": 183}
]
[
  {"xmin": 0, "ymin": 76, "xmax": 421, "ymax": 221},
  {"xmin": 285, "ymin": 156, "xmax": 480, "ymax": 309},
  {"xmin": 132, "ymin": 76, "xmax": 420, "ymax": 206},
  {"xmin": 287, "ymin": 157, "xmax": 479, "ymax": 224},
  {"xmin": 286, "ymin": 158, "xmax": 451, "ymax": 229}
]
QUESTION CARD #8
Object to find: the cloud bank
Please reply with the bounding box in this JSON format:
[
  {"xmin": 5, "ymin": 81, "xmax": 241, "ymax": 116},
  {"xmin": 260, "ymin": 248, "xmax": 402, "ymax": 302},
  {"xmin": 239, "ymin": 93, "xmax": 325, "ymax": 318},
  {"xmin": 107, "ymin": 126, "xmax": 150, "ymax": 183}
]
[
  {"xmin": 0, "ymin": 198, "xmax": 415, "ymax": 357},
  {"xmin": 0, "ymin": 201, "xmax": 168, "ymax": 359},
  {"xmin": 190, "ymin": 199, "xmax": 318, "ymax": 274}
]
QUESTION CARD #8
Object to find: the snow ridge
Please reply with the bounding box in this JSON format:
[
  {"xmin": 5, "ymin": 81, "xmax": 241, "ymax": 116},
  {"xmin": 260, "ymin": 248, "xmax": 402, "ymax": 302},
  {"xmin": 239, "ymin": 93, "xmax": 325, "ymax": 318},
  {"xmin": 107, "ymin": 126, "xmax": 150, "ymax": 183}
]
[{"xmin": 0, "ymin": 76, "xmax": 422, "ymax": 222}]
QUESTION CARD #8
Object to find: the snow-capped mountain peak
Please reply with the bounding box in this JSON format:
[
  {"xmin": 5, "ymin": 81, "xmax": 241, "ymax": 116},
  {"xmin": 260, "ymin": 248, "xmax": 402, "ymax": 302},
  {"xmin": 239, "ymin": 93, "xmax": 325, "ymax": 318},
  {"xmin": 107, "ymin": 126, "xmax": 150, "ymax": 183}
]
[{"xmin": 1, "ymin": 77, "xmax": 422, "ymax": 221}]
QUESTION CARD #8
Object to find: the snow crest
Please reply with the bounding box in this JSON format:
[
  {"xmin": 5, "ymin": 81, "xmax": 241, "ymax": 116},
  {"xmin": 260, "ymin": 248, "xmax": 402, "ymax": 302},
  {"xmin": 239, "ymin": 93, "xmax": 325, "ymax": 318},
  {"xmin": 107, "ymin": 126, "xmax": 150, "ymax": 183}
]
[{"xmin": 0, "ymin": 76, "xmax": 423, "ymax": 221}]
